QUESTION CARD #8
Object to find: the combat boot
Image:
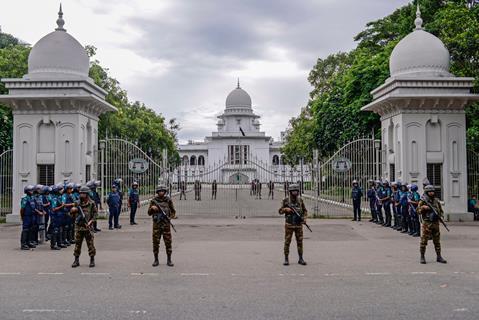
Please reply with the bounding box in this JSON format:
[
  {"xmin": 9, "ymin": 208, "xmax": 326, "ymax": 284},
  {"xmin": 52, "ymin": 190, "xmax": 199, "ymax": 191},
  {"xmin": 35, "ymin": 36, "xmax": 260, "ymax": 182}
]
[
  {"xmin": 420, "ymin": 248, "xmax": 426, "ymax": 264},
  {"xmin": 89, "ymin": 256, "xmax": 95, "ymax": 268},
  {"xmin": 63, "ymin": 230, "xmax": 70, "ymax": 246},
  {"xmin": 21, "ymin": 230, "xmax": 30, "ymax": 250},
  {"xmin": 283, "ymin": 255, "xmax": 289, "ymax": 266},
  {"xmin": 298, "ymin": 255, "xmax": 307, "ymax": 266},
  {"xmin": 152, "ymin": 254, "xmax": 159, "ymax": 267},
  {"xmin": 72, "ymin": 256, "xmax": 80, "ymax": 268},
  {"xmin": 167, "ymin": 254, "xmax": 174, "ymax": 267},
  {"xmin": 50, "ymin": 233, "xmax": 60, "ymax": 250},
  {"xmin": 436, "ymin": 250, "xmax": 447, "ymax": 264}
]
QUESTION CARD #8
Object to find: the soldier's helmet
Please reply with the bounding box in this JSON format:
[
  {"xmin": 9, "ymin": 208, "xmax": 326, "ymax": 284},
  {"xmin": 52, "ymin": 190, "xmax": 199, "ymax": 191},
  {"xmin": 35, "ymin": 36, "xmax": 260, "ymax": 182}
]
[
  {"xmin": 410, "ymin": 184, "xmax": 418, "ymax": 192},
  {"xmin": 79, "ymin": 186, "xmax": 90, "ymax": 194},
  {"xmin": 424, "ymin": 185, "xmax": 435, "ymax": 193},
  {"xmin": 288, "ymin": 183, "xmax": 300, "ymax": 192},
  {"xmin": 156, "ymin": 185, "xmax": 168, "ymax": 193},
  {"xmin": 24, "ymin": 185, "xmax": 35, "ymax": 193}
]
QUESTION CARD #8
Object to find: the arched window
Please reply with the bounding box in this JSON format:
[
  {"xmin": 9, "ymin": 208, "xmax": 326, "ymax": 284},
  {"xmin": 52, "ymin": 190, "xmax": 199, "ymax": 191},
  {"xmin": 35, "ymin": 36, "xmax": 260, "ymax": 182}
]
[
  {"xmin": 198, "ymin": 155, "xmax": 205, "ymax": 166},
  {"xmin": 274, "ymin": 155, "xmax": 279, "ymax": 165},
  {"xmin": 190, "ymin": 155, "xmax": 197, "ymax": 166},
  {"xmin": 182, "ymin": 155, "xmax": 188, "ymax": 165}
]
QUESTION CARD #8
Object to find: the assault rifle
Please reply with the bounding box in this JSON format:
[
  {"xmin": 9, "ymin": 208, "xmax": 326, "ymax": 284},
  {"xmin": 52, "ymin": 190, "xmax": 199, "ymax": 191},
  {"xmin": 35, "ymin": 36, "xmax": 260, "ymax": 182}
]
[
  {"xmin": 286, "ymin": 205, "xmax": 312, "ymax": 232},
  {"xmin": 76, "ymin": 205, "xmax": 93, "ymax": 235},
  {"xmin": 151, "ymin": 200, "xmax": 177, "ymax": 233},
  {"xmin": 422, "ymin": 198, "xmax": 450, "ymax": 232}
]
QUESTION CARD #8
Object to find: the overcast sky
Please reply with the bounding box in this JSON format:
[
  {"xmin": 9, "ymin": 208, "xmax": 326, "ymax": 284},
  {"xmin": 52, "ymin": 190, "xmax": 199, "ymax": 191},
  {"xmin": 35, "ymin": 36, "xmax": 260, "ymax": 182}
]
[{"xmin": 0, "ymin": 0, "xmax": 410, "ymax": 143}]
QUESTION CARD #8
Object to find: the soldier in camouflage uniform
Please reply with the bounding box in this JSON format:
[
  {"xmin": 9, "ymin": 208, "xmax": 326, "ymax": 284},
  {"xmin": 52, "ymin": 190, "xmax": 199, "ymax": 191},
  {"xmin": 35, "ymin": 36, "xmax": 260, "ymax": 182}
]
[
  {"xmin": 417, "ymin": 185, "xmax": 447, "ymax": 264},
  {"xmin": 71, "ymin": 186, "xmax": 97, "ymax": 268},
  {"xmin": 278, "ymin": 183, "xmax": 308, "ymax": 266},
  {"xmin": 148, "ymin": 185, "xmax": 176, "ymax": 267}
]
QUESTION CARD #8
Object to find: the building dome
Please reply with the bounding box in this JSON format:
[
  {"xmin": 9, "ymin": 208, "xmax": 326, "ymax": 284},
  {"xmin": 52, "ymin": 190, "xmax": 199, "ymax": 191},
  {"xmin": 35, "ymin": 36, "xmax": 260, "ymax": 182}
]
[
  {"xmin": 225, "ymin": 81, "xmax": 252, "ymax": 108},
  {"xmin": 389, "ymin": 6, "xmax": 451, "ymax": 78},
  {"xmin": 27, "ymin": 6, "xmax": 90, "ymax": 79}
]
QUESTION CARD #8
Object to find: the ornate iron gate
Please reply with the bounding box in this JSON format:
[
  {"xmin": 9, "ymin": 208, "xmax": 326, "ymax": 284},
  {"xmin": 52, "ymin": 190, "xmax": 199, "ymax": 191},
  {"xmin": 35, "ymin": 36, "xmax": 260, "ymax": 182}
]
[
  {"xmin": 0, "ymin": 149, "xmax": 13, "ymax": 217},
  {"xmin": 99, "ymin": 138, "xmax": 167, "ymax": 213},
  {"xmin": 467, "ymin": 150, "xmax": 479, "ymax": 199},
  {"xmin": 306, "ymin": 139, "xmax": 382, "ymax": 218}
]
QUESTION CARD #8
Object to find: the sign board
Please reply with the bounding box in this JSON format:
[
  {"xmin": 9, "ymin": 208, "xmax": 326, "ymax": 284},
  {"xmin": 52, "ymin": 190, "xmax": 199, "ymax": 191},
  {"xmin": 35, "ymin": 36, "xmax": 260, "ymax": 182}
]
[
  {"xmin": 128, "ymin": 158, "xmax": 149, "ymax": 173},
  {"xmin": 332, "ymin": 157, "xmax": 352, "ymax": 173}
]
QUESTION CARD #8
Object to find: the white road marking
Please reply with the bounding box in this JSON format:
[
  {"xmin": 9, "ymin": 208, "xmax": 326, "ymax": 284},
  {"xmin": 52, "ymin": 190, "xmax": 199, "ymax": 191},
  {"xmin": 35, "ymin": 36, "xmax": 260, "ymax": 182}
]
[
  {"xmin": 23, "ymin": 309, "xmax": 71, "ymax": 313},
  {"xmin": 411, "ymin": 272, "xmax": 437, "ymax": 275},
  {"xmin": 0, "ymin": 272, "xmax": 21, "ymax": 275},
  {"xmin": 180, "ymin": 273, "xmax": 209, "ymax": 276},
  {"xmin": 324, "ymin": 273, "xmax": 340, "ymax": 277},
  {"xmin": 366, "ymin": 272, "xmax": 391, "ymax": 276},
  {"xmin": 131, "ymin": 273, "xmax": 158, "ymax": 276},
  {"xmin": 453, "ymin": 308, "xmax": 469, "ymax": 312},
  {"xmin": 80, "ymin": 272, "xmax": 110, "ymax": 276},
  {"xmin": 38, "ymin": 272, "xmax": 64, "ymax": 275}
]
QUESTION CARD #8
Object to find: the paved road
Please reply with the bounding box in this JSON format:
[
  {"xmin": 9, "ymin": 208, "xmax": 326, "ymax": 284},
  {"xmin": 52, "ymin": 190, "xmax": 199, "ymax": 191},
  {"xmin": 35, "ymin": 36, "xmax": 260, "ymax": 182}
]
[{"xmin": 1, "ymin": 216, "xmax": 478, "ymax": 320}]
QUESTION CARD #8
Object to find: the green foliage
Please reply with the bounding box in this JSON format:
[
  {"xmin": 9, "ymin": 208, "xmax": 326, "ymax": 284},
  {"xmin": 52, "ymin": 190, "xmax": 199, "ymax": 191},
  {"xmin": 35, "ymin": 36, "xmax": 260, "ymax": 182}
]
[
  {"xmin": 283, "ymin": 0, "xmax": 479, "ymax": 160},
  {"xmin": 0, "ymin": 32, "xmax": 30, "ymax": 152}
]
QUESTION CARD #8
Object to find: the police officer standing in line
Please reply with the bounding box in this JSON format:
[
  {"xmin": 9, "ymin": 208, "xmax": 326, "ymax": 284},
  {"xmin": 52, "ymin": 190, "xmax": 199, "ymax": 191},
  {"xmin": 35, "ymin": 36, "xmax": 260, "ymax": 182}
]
[
  {"xmin": 391, "ymin": 182, "xmax": 400, "ymax": 230},
  {"xmin": 179, "ymin": 181, "xmax": 187, "ymax": 200},
  {"xmin": 20, "ymin": 185, "xmax": 36, "ymax": 250},
  {"xmin": 113, "ymin": 178, "xmax": 124, "ymax": 216},
  {"xmin": 86, "ymin": 180, "xmax": 102, "ymax": 232},
  {"xmin": 148, "ymin": 185, "xmax": 176, "ymax": 267},
  {"xmin": 194, "ymin": 180, "xmax": 202, "ymax": 201},
  {"xmin": 278, "ymin": 183, "xmax": 308, "ymax": 266},
  {"xmin": 382, "ymin": 180, "xmax": 393, "ymax": 227},
  {"xmin": 351, "ymin": 180, "xmax": 363, "ymax": 221},
  {"xmin": 375, "ymin": 180, "xmax": 385, "ymax": 224},
  {"xmin": 417, "ymin": 185, "xmax": 447, "ymax": 264},
  {"xmin": 62, "ymin": 183, "xmax": 76, "ymax": 246},
  {"xmin": 211, "ymin": 179, "xmax": 217, "ymax": 200},
  {"xmin": 107, "ymin": 184, "xmax": 121, "ymax": 230},
  {"xmin": 49, "ymin": 184, "xmax": 64, "ymax": 250},
  {"xmin": 399, "ymin": 183, "xmax": 410, "ymax": 233},
  {"xmin": 408, "ymin": 184, "xmax": 421, "ymax": 237},
  {"xmin": 42, "ymin": 186, "xmax": 53, "ymax": 242},
  {"xmin": 71, "ymin": 186, "xmax": 97, "ymax": 268},
  {"xmin": 128, "ymin": 181, "xmax": 140, "ymax": 225},
  {"xmin": 268, "ymin": 180, "xmax": 274, "ymax": 200},
  {"xmin": 367, "ymin": 180, "xmax": 378, "ymax": 223}
]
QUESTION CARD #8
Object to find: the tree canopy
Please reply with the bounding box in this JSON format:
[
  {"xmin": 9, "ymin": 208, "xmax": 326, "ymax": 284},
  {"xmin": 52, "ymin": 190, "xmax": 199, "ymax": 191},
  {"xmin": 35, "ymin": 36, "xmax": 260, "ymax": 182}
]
[{"xmin": 282, "ymin": 0, "xmax": 479, "ymax": 161}]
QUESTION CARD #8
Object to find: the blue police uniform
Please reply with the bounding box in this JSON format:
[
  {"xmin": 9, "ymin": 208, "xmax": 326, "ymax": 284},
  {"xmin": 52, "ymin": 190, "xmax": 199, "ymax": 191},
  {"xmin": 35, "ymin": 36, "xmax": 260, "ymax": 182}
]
[
  {"xmin": 20, "ymin": 194, "xmax": 36, "ymax": 249},
  {"xmin": 61, "ymin": 192, "xmax": 75, "ymax": 246},
  {"xmin": 351, "ymin": 185, "xmax": 363, "ymax": 221},
  {"xmin": 408, "ymin": 189, "xmax": 421, "ymax": 237},
  {"xmin": 367, "ymin": 187, "xmax": 378, "ymax": 222},
  {"xmin": 376, "ymin": 186, "xmax": 386, "ymax": 224},
  {"xmin": 107, "ymin": 190, "xmax": 121, "ymax": 229},
  {"xmin": 382, "ymin": 186, "xmax": 393, "ymax": 227},
  {"xmin": 128, "ymin": 187, "xmax": 140, "ymax": 224},
  {"xmin": 400, "ymin": 189, "xmax": 410, "ymax": 233}
]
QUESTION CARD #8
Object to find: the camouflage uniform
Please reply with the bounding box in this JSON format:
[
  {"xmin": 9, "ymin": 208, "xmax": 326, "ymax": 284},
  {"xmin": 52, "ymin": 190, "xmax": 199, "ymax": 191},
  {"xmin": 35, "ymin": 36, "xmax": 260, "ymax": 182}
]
[
  {"xmin": 148, "ymin": 195, "xmax": 176, "ymax": 256},
  {"xmin": 279, "ymin": 196, "xmax": 308, "ymax": 258},
  {"xmin": 417, "ymin": 195, "xmax": 443, "ymax": 257},
  {"xmin": 73, "ymin": 199, "xmax": 97, "ymax": 258}
]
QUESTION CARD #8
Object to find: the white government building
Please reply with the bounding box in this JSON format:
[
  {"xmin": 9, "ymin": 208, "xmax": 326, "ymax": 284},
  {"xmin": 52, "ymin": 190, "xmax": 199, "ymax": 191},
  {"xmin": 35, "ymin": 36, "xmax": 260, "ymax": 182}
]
[{"xmin": 177, "ymin": 82, "xmax": 305, "ymax": 184}]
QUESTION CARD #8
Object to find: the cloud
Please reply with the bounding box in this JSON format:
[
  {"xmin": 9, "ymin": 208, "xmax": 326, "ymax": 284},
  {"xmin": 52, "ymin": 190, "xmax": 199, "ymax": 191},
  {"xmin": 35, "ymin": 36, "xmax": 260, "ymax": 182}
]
[{"xmin": 0, "ymin": 0, "xmax": 411, "ymax": 145}]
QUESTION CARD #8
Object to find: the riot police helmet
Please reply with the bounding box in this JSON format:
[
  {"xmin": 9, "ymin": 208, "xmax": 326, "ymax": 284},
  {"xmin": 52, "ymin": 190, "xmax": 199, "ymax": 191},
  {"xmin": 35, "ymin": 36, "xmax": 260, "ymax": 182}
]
[
  {"xmin": 24, "ymin": 185, "xmax": 35, "ymax": 193},
  {"xmin": 410, "ymin": 184, "xmax": 418, "ymax": 192}
]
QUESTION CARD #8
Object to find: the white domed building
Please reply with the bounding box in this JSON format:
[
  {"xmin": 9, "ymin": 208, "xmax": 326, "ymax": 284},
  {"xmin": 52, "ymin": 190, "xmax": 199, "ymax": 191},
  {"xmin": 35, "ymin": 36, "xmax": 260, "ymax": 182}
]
[
  {"xmin": 0, "ymin": 6, "xmax": 116, "ymax": 222},
  {"xmin": 178, "ymin": 81, "xmax": 290, "ymax": 183},
  {"xmin": 362, "ymin": 5, "xmax": 479, "ymax": 220}
]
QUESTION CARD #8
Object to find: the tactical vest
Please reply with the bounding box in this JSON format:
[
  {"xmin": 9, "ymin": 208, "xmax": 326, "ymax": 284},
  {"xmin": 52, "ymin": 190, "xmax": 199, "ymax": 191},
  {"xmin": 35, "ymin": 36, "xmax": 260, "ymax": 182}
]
[
  {"xmin": 152, "ymin": 196, "xmax": 172, "ymax": 218},
  {"xmin": 284, "ymin": 198, "xmax": 304, "ymax": 226}
]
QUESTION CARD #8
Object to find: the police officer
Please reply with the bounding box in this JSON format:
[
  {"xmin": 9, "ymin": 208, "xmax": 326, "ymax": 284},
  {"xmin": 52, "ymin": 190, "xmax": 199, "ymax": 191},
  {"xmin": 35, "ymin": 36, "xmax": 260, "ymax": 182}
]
[
  {"xmin": 194, "ymin": 180, "xmax": 202, "ymax": 201},
  {"xmin": 128, "ymin": 181, "xmax": 140, "ymax": 225},
  {"xmin": 399, "ymin": 184, "xmax": 410, "ymax": 233},
  {"xmin": 71, "ymin": 186, "xmax": 97, "ymax": 268},
  {"xmin": 268, "ymin": 180, "xmax": 274, "ymax": 200},
  {"xmin": 351, "ymin": 180, "xmax": 363, "ymax": 221},
  {"xmin": 179, "ymin": 181, "xmax": 187, "ymax": 200},
  {"xmin": 62, "ymin": 183, "xmax": 76, "ymax": 246},
  {"xmin": 278, "ymin": 183, "xmax": 308, "ymax": 266},
  {"xmin": 381, "ymin": 180, "xmax": 393, "ymax": 227},
  {"xmin": 107, "ymin": 184, "xmax": 121, "ymax": 230},
  {"xmin": 417, "ymin": 185, "xmax": 447, "ymax": 264},
  {"xmin": 49, "ymin": 184, "xmax": 64, "ymax": 250},
  {"xmin": 211, "ymin": 179, "xmax": 217, "ymax": 200},
  {"xmin": 367, "ymin": 180, "xmax": 378, "ymax": 223},
  {"xmin": 86, "ymin": 180, "xmax": 102, "ymax": 232},
  {"xmin": 148, "ymin": 185, "xmax": 176, "ymax": 267},
  {"xmin": 375, "ymin": 181, "xmax": 385, "ymax": 225},
  {"xmin": 42, "ymin": 186, "xmax": 53, "ymax": 242},
  {"xmin": 408, "ymin": 184, "xmax": 421, "ymax": 237},
  {"xmin": 113, "ymin": 178, "xmax": 124, "ymax": 214},
  {"xmin": 20, "ymin": 185, "xmax": 36, "ymax": 250},
  {"xmin": 32, "ymin": 184, "xmax": 46, "ymax": 245}
]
